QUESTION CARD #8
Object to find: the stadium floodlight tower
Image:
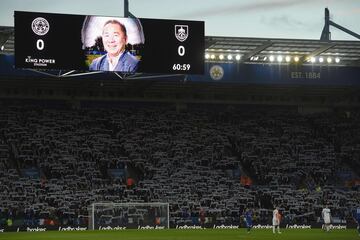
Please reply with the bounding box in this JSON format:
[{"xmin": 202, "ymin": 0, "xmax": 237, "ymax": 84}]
[{"xmin": 320, "ymin": 8, "xmax": 360, "ymax": 41}]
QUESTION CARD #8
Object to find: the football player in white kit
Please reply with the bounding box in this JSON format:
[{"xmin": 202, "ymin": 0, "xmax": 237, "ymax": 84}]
[
  {"xmin": 353, "ymin": 207, "xmax": 360, "ymax": 237},
  {"xmin": 272, "ymin": 207, "xmax": 282, "ymax": 234},
  {"xmin": 322, "ymin": 205, "xmax": 332, "ymax": 232}
]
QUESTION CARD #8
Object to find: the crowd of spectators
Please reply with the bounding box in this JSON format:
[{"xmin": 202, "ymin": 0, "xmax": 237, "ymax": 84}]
[{"xmin": 0, "ymin": 101, "xmax": 359, "ymax": 228}]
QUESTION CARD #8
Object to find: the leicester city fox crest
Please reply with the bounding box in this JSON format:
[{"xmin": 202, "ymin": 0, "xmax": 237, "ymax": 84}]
[
  {"xmin": 175, "ymin": 25, "xmax": 189, "ymax": 42},
  {"xmin": 210, "ymin": 65, "xmax": 224, "ymax": 80},
  {"xmin": 31, "ymin": 17, "xmax": 50, "ymax": 36}
]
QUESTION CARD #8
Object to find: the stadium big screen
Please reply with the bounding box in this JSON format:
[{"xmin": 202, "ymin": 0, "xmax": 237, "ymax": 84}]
[{"xmin": 14, "ymin": 11, "xmax": 204, "ymax": 74}]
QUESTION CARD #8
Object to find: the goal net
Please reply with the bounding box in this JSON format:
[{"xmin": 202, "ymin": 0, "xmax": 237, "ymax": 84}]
[{"xmin": 89, "ymin": 202, "xmax": 169, "ymax": 230}]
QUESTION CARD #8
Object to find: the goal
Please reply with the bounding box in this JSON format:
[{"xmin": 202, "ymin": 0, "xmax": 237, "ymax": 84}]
[{"xmin": 89, "ymin": 202, "xmax": 170, "ymax": 230}]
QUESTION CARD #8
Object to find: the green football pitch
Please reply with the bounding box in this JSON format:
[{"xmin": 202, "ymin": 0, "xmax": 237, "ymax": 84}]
[{"xmin": 0, "ymin": 229, "xmax": 359, "ymax": 240}]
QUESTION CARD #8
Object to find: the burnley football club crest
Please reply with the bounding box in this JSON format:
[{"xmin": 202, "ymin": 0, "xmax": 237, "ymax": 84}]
[{"xmin": 175, "ymin": 25, "xmax": 189, "ymax": 42}]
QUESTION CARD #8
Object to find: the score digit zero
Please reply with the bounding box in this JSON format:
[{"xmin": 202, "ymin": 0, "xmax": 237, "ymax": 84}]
[{"xmin": 178, "ymin": 46, "xmax": 185, "ymax": 56}]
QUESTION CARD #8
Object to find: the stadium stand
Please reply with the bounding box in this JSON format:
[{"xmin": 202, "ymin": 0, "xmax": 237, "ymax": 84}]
[
  {"xmin": 0, "ymin": 7, "xmax": 359, "ymax": 231},
  {"xmin": 0, "ymin": 100, "xmax": 359, "ymax": 228}
]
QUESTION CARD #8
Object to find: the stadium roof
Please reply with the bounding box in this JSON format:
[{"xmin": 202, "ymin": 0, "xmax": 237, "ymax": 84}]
[
  {"xmin": 1, "ymin": 26, "xmax": 360, "ymax": 67},
  {"xmin": 205, "ymin": 36, "xmax": 360, "ymax": 67},
  {"xmin": 0, "ymin": 26, "xmax": 13, "ymax": 55}
]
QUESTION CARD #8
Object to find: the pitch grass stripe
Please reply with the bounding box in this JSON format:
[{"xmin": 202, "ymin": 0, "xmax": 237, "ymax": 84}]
[{"xmin": 0, "ymin": 229, "xmax": 358, "ymax": 240}]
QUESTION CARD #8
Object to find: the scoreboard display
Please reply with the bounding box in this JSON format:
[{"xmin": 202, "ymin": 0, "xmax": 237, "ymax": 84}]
[{"xmin": 14, "ymin": 11, "xmax": 204, "ymax": 74}]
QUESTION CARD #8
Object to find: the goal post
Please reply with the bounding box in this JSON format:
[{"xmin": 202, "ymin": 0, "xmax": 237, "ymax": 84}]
[{"xmin": 89, "ymin": 202, "xmax": 170, "ymax": 230}]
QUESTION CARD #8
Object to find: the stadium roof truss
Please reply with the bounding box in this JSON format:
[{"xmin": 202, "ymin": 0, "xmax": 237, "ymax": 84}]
[
  {"xmin": 204, "ymin": 8, "xmax": 360, "ymax": 67},
  {"xmin": 204, "ymin": 36, "xmax": 360, "ymax": 67}
]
